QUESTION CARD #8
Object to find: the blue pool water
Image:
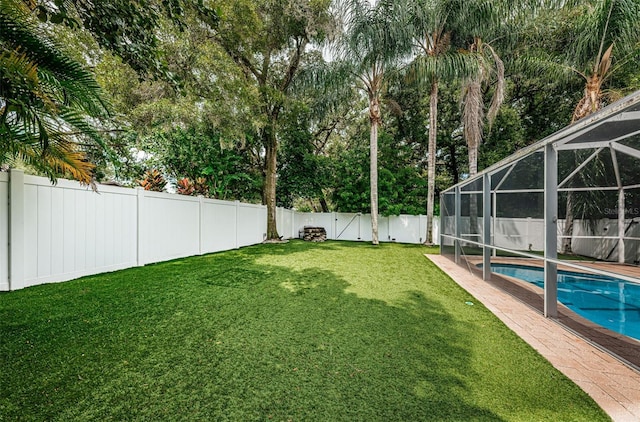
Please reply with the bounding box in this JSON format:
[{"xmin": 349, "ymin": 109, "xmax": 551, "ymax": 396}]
[{"xmin": 489, "ymin": 264, "xmax": 640, "ymax": 341}]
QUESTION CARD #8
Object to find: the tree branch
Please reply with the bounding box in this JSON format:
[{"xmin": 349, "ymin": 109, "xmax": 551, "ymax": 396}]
[
  {"xmin": 280, "ymin": 36, "xmax": 308, "ymax": 92},
  {"xmin": 212, "ymin": 35, "xmax": 263, "ymax": 82}
]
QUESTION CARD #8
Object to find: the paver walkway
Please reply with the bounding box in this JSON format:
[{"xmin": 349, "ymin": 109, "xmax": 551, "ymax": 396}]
[{"xmin": 426, "ymin": 254, "xmax": 640, "ymax": 422}]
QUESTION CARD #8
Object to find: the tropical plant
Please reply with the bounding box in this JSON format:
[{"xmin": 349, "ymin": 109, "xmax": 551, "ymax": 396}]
[
  {"xmin": 566, "ymin": 0, "xmax": 640, "ymax": 121},
  {"xmin": 461, "ymin": 50, "xmax": 504, "ymax": 177},
  {"xmin": 176, "ymin": 178, "xmax": 195, "ymax": 195},
  {"xmin": 176, "ymin": 177, "xmax": 210, "ymax": 196},
  {"xmin": 0, "ymin": 0, "xmax": 111, "ymax": 184},
  {"xmin": 139, "ymin": 169, "xmax": 166, "ymax": 191}
]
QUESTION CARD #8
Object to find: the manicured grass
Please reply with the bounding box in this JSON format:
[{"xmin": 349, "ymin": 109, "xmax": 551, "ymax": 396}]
[{"xmin": 1, "ymin": 241, "xmax": 608, "ymax": 421}]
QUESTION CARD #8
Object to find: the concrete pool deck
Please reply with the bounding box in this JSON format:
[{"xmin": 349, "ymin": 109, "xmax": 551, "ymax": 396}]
[{"xmin": 426, "ymin": 254, "xmax": 640, "ymax": 422}]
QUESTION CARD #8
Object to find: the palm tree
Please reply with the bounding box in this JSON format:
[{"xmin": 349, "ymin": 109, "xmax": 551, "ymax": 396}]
[
  {"xmin": 0, "ymin": 0, "xmax": 110, "ymax": 184},
  {"xmin": 461, "ymin": 49, "xmax": 503, "ymax": 177},
  {"xmin": 403, "ymin": 0, "xmax": 477, "ymax": 244},
  {"xmin": 534, "ymin": 0, "xmax": 640, "ymax": 253},
  {"xmin": 325, "ymin": 0, "xmax": 410, "ymax": 245},
  {"xmin": 564, "ymin": 0, "xmax": 640, "ymax": 121}
]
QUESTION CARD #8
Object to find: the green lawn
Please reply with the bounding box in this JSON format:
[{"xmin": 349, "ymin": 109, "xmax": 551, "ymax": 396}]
[{"xmin": 1, "ymin": 241, "xmax": 608, "ymax": 421}]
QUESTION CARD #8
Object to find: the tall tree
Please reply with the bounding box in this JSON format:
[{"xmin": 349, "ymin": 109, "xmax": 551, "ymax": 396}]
[
  {"xmin": 210, "ymin": 0, "xmax": 334, "ymax": 240},
  {"xmin": 404, "ymin": 0, "xmax": 476, "ymax": 244},
  {"xmin": 327, "ymin": 0, "xmax": 409, "ymax": 244},
  {"xmin": 526, "ymin": 0, "xmax": 640, "ymax": 253},
  {"xmin": 0, "ymin": 0, "xmax": 110, "ymax": 183},
  {"xmin": 457, "ymin": 0, "xmax": 512, "ymax": 177},
  {"xmin": 567, "ymin": 0, "xmax": 640, "ymax": 121}
]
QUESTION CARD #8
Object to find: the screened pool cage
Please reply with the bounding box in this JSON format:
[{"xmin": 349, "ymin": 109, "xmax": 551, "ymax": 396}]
[{"xmin": 441, "ymin": 90, "xmax": 640, "ymax": 318}]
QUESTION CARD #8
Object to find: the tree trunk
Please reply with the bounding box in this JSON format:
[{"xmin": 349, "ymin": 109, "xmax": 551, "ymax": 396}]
[
  {"xmin": 565, "ymin": 73, "xmax": 604, "ymax": 251},
  {"xmin": 319, "ymin": 196, "xmax": 329, "ymax": 213},
  {"xmin": 426, "ymin": 79, "xmax": 438, "ymax": 245},
  {"xmin": 370, "ymin": 95, "xmax": 380, "ymax": 245},
  {"xmin": 572, "ymin": 74, "xmax": 603, "ymax": 123},
  {"xmin": 448, "ymin": 143, "xmax": 459, "ymax": 185},
  {"xmin": 468, "ymin": 143, "xmax": 478, "ymax": 240},
  {"xmin": 263, "ymin": 125, "xmax": 280, "ymax": 240},
  {"xmin": 468, "ymin": 144, "xmax": 478, "ymax": 177},
  {"xmin": 562, "ymin": 191, "xmax": 574, "ymax": 255}
]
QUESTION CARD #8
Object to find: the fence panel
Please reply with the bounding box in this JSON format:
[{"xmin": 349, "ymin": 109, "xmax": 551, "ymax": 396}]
[
  {"xmin": 570, "ymin": 219, "xmax": 636, "ymax": 262},
  {"xmin": 139, "ymin": 190, "xmax": 200, "ymax": 265},
  {"xmin": 378, "ymin": 216, "xmax": 390, "ymax": 242},
  {"xmin": 493, "ymin": 217, "xmax": 544, "ymax": 251},
  {"xmin": 294, "ymin": 212, "xmax": 430, "ymax": 244},
  {"xmin": 201, "ymin": 199, "xmax": 238, "ymax": 253},
  {"xmin": 237, "ymin": 203, "xmax": 267, "ymax": 247},
  {"xmin": 428, "ymin": 216, "xmax": 436, "ymax": 245},
  {"xmin": 389, "ymin": 215, "xmax": 423, "ymax": 244},
  {"xmin": 334, "ymin": 213, "xmax": 363, "ymax": 241},
  {"xmin": 3, "ymin": 170, "xmax": 443, "ymax": 291},
  {"xmin": 22, "ymin": 175, "xmax": 137, "ymax": 288},
  {"xmin": 277, "ymin": 208, "xmax": 294, "ymax": 239}
]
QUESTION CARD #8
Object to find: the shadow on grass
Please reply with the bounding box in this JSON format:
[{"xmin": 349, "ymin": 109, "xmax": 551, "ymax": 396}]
[{"xmin": 0, "ymin": 241, "xmax": 597, "ymax": 420}]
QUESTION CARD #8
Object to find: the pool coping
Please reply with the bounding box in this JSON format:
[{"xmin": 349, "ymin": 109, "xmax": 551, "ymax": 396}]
[{"xmin": 426, "ymin": 254, "xmax": 640, "ymax": 422}]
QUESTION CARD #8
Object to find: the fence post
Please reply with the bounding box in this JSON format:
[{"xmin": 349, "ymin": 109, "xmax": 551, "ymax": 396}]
[
  {"xmin": 291, "ymin": 209, "xmax": 295, "ymax": 240},
  {"xmin": 332, "ymin": 212, "xmax": 337, "ymax": 240},
  {"xmin": 199, "ymin": 195, "xmax": 204, "ymax": 255},
  {"xmin": 235, "ymin": 200, "xmax": 240, "ymax": 249},
  {"xmin": 136, "ymin": 187, "xmax": 145, "ymax": 266},
  {"xmin": 9, "ymin": 169, "xmax": 25, "ymax": 290}
]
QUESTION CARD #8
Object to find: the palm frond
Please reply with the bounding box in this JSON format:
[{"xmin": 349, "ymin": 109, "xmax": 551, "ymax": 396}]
[
  {"xmin": 514, "ymin": 54, "xmax": 585, "ymax": 83},
  {"xmin": 406, "ymin": 50, "xmax": 479, "ymax": 86},
  {"xmin": 571, "ymin": 0, "xmax": 640, "ymax": 69},
  {"xmin": 0, "ymin": 0, "xmax": 111, "ymax": 184},
  {"xmin": 484, "ymin": 43, "xmax": 505, "ymax": 126},
  {"xmin": 462, "ymin": 78, "xmax": 484, "ymax": 151}
]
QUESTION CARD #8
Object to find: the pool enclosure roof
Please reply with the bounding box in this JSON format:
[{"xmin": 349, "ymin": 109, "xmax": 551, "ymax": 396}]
[{"xmin": 446, "ymin": 89, "xmax": 640, "ymax": 194}]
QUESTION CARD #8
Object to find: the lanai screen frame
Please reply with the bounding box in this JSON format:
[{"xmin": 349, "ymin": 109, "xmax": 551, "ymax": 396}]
[{"xmin": 440, "ymin": 90, "xmax": 640, "ymax": 318}]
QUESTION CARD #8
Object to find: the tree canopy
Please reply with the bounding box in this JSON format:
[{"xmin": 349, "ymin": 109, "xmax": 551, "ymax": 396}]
[{"xmin": 4, "ymin": 0, "xmax": 640, "ymax": 236}]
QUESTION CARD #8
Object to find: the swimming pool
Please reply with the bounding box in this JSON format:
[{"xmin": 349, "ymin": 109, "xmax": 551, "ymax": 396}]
[{"xmin": 489, "ymin": 263, "xmax": 640, "ymax": 341}]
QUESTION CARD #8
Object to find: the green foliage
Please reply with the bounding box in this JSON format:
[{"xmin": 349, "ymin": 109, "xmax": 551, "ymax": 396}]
[
  {"xmin": 160, "ymin": 126, "xmax": 262, "ymax": 202},
  {"xmin": 33, "ymin": 0, "xmax": 218, "ymax": 79},
  {"xmin": 20, "ymin": 0, "xmax": 640, "ymax": 214},
  {"xmin": 0, "ymin": 242, "xmax": 609, "ymax": 420},
  {"xmin": 0, "ymin": 0, "xmax": 111, "ymax": 184},
  {"xmin": 478, "ymin": 105, "xmax": 527, "ymax": 171},
  {"xmin": 330, "ymin": 129, "xmax": 427, "ymax": 215},
  {"xmin": 277, "ymin": 103, "xmax": 332, "ymax": 209},
  {"xmin": 209, "ymin": 0, "xmax": 337, "ymax": 238}
]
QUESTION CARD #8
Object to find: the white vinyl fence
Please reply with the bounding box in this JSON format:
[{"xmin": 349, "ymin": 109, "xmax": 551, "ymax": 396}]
[
  {"xmin": 1, "ymin": 170, "xmax": 429, "ymax": 291},
  {"xmin": 292, "ymin": 212, "xmax": 433, "ymax": 244},
  {"xmin": 3, "ymin": 170, "xmax": 274, "ymax": 291}
]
